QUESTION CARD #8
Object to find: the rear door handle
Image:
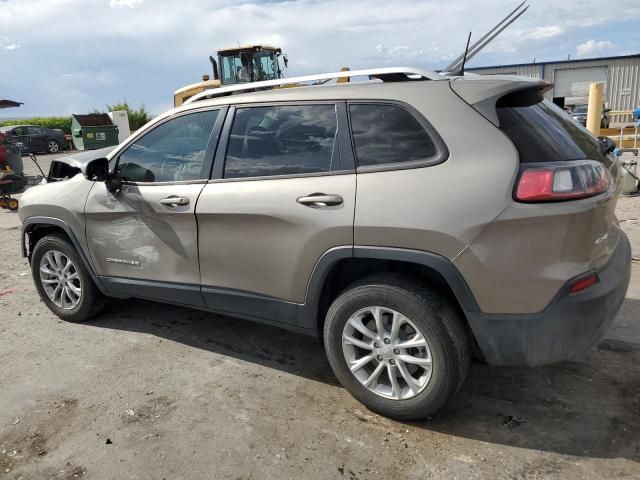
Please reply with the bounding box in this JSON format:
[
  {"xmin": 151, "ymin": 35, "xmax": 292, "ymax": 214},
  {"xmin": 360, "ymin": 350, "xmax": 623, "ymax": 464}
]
[
  {"xmin": 296, "ymin": 193, "xmax": 343, "ymax": 208},
  {"xmin": 159, "ymin": 196, "xmax": 190, "ymax": 207}
]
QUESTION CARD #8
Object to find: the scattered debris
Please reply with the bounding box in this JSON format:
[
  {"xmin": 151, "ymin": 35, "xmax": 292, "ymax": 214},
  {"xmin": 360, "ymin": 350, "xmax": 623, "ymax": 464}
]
[
  {"xmin": 503, "ymin": 415, "xmax": 524, "ymax": 428},
  {"xmin": 11, "ymin": 418, "xmax": 20, "ymax": 425},
  {"xmin": 105, "ymin": 439, "xmax": 113, "ymax": 445},
  {"xmin": 125, "ymin": 409, "xmax": 135, "ymax": 416},
  {"xmin": 0, "ymin": 289, "xmax": 17, "ymax": 298}
]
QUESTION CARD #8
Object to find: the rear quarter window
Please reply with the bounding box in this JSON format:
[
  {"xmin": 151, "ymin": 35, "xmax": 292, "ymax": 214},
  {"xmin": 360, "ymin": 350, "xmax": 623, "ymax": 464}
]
[
  {"xmin": 349, "ymin": 104, "xmax": 442, "ymax": 168},
  {"xmin": 496, "ymin": 89, "xmax": 610, "ymax": 165}
]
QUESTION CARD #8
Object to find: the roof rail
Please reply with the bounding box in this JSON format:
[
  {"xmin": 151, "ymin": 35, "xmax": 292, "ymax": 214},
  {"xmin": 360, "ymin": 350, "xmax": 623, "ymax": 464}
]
[{"xmin": 183, "ymin": 67, "xmax": 443, "ymax": 105}]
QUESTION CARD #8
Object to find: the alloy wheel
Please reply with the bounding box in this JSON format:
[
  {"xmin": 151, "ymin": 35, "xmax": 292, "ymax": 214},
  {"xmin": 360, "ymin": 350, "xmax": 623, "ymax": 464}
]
[
  {"xmin": 48, "ymin": 140, "xmax": 59, "ymax": 153},
  {"xmin": 39, "ymin": 250, "xmax": 82, "ymax": 309},
  {"xmin": 342, "ymin": 306, "xmax": 433, "ymax": 400}
]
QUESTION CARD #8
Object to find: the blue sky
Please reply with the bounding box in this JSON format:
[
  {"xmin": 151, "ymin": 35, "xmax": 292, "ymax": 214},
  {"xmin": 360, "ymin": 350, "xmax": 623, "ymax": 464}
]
[{"xmin": 1, "ymin": 0, "xmax": 638, "ymax": 117}]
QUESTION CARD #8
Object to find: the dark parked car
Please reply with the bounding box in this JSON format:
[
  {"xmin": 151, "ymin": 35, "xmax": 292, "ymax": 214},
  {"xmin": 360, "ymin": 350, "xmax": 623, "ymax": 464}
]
[
  {"xmin": 0, "ymin": 125, "xmax": 66, "ymax": 154},
  {"xmin": 570, "ymin": 104, "xmax": 610, "ymax": 128}
]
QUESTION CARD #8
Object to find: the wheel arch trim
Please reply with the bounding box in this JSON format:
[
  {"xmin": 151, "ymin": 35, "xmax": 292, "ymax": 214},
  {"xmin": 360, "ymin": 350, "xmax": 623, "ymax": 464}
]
[
  {"xmin": 297, "ymin": 245, "xmax": 481, "ymax": 329},
  {"xmin": 21, "ymin": 216, "xmax": 106, "ymax": 293}
]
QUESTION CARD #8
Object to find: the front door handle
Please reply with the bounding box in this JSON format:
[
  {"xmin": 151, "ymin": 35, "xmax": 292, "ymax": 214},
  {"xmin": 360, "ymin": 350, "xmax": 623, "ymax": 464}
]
[
  {"xmin": 296, "ymin": 193, "xmax": 343, "ymax": 208},
  {"xmin": 159, "ymin": 196, "xmax": 190, "ymax": 207}
]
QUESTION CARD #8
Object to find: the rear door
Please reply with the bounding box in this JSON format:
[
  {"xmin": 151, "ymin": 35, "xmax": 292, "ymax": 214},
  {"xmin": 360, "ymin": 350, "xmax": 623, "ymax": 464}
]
[
  {"xmin": 196, "ymin": 102, "xmax": 356, "ymax": 325},
  {"xmin": 27, "ymin": 126, "xmax": 48, "ymax": 152},
  {"xmin": 84, "ymin": 107, "xmax": 225, "ymax": 305}
]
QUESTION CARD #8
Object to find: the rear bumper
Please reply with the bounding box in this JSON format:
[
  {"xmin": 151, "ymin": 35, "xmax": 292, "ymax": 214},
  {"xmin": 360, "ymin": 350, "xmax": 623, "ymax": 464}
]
[{"xmin": 467, "ymin": 233, "xmax": 632, "ymax": 366}]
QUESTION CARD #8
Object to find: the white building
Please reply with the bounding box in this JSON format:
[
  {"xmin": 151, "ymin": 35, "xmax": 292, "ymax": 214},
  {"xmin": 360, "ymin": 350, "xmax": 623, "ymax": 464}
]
[{"xmin": 467, "ymin": 53, "xmax": 640, "ymax": 112}]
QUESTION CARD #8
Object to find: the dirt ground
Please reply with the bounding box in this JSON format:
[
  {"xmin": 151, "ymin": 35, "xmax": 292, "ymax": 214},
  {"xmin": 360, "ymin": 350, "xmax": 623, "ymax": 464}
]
[{"xmin": 0, "ymin": 161, "xmax": 639, "ymax": 479}]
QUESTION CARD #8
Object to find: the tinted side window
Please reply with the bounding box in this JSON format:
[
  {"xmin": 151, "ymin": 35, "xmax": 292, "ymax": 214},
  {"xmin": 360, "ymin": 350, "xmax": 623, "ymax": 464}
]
[
  {"xmin": 496, "ymin": 89, "xmax": 610, "ymax": 164},
  {"xmin": 29, "ymin": 127, "xmax": 45, "ymax": 135},
  {"xmin": 349, "ymin": 104, "xmax": 437, "ymax": 167},
  {"xmin": 224, "ymin": 105, "xmax": 337, "ymax": 179},
  {"xmin": 118, "ymin": 110, "xmax": 218, "ymax": 182}
]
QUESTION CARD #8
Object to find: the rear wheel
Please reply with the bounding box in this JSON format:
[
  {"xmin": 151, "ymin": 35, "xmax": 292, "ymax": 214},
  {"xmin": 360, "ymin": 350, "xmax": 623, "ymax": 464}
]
[
  {"xmin": 324, "ymin": 275, "xmax": 469, "ymax": 420},
  {"xmin": 31, "ymin": 234, "xmax": 106, "ymax": 322},
  {"xmin": 7, "ymin": 198, "xmax": 18, "ymax": 211},
  {"xmin": 47, "ymin": 140, "xmax": 60, "ymax": 154}
]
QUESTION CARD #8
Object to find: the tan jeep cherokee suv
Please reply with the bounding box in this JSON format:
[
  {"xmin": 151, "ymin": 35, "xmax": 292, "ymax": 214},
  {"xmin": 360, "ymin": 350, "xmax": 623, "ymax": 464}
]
[{"xmin": 18, "ymin": 68, "xmax": 631, "ymax": 419}]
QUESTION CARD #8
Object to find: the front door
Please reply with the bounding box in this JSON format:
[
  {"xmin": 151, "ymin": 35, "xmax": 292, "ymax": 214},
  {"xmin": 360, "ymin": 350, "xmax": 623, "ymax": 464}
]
[
  {"xmin": 85, "ymin": 107, "xmax": 225, "ymax": 305},
  {"xmin": 196, "ymin": 103, "xmax": 356, "ymax": 325},
  {"xmin": 9, "ymin": 126, "xmax": 29, "ymax": 152}
]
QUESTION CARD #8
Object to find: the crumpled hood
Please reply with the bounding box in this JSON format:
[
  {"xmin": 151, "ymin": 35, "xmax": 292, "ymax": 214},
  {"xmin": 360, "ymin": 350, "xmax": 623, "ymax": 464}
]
[
  {"xmin": 47, "ymin": 146, "xmax": 116, "ymax": 181},
  {"xmin": 50, "ymin": 146, "xmax": 115, "ymax": 172}
]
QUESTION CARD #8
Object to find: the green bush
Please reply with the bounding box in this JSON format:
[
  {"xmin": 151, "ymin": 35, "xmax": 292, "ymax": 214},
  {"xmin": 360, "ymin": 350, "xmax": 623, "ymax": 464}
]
[
  {"xmin": 0, "ymin": 117, "xmax": 72, "ymax": 134},
  {"xmin": 105, "ymin": 101, "xmax": 152, "ymax": 131}
]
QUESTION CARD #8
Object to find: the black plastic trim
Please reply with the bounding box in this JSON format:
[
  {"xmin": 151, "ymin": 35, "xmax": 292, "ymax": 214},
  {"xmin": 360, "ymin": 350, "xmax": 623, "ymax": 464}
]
[
  {"xmin": 100, "ymin": 276, "xmax": 206, "ymax": 306},
  {"xmin": 211, "ymin": 106, "xmax": 235, "ymax": 180},
  {"xmin": 22, "ymin": 216, "xmax": 107, "ymax": 293},
  {"xmin": 98, "ymin": 276, "xmax": 312, "ymax": 336},
  {"xmin": 202, "ymin": 286, "xmax": 297, "ymax": 326},
  {"xmin": 296, "ymin": 245, "xmax": 480, "ymax": 329},
  {"xmin": 297, "ymin": 246, "xmax": 354, "ymax": 329},
  {"xmin": 336, "ymin": 102, "xmax": 356, "ymax": 172}
]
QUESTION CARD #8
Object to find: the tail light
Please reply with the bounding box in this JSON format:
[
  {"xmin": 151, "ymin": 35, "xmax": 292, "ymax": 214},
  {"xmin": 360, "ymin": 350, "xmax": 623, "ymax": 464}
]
[{"xmin": 515, "ymin": 160, "xmax": 610, "ymax": 203}]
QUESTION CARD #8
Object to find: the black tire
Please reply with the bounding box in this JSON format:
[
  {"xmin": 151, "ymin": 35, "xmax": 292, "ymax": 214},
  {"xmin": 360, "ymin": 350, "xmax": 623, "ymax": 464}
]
[
  {"xmin": 31, "ymin": 233, "xmax": 107, "ymax": 322},
  {"xmin": 46, "ymin": 139, "xmax": 61, "ymax": 154},
  {"xmin": 324, "ymin": 274, "xmax": 469, "ymax": 420}
]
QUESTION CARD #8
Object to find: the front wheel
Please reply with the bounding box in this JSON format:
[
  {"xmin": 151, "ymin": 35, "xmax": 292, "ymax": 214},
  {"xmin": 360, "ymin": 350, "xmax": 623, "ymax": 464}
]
[
  {"xmin": 324, "ymin": 275, "xmax": 469, "ymax": 420},
  {"xmin": 31, "ymin": 233, "xmax": 106, "ymax": 322},
  {"xmin": 47, "ymin": 140, "xmax": 61, "ymax": 154}
]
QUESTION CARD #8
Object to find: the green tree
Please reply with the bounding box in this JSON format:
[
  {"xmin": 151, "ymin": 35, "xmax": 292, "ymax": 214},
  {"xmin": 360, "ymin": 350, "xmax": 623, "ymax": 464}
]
[{"xmin": 105, "ymin": 101, "xmax": 152, "ymax": 131}]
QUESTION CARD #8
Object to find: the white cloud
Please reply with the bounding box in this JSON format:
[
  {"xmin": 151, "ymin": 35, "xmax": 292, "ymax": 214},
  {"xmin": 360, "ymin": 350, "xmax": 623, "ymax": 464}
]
[
  {"xmin": 375, "ymin": 44, "xmax": 425, "ymax": 61},
  {"xmin": 576, "ymin": 39, "xmax": 615, "ymax": 57},
  {"xmin": 522, "ymin": 25, "xmax": 564, "ymax": 40},
  {"xmin": 110, "ymin": 0, "xmax": 144, "ymax": 8},
  {"xmin": 0, "ymin": 35, "xmax": 20, "ymax": 50},
  {"xmin": 0, "ymin": 0, "xmax": 637, "ymax": 116}
]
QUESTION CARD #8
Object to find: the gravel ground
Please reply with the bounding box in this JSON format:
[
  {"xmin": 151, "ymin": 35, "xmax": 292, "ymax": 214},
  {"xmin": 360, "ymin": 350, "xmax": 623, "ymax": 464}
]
[{"xmin": 0, "ymin": 175, "xmax": 638, "ymax": 479}]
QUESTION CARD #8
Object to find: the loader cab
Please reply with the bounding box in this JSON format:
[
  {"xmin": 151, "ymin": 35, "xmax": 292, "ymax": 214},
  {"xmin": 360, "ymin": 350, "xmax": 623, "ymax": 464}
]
[
  {"xmin": 173, "ymin": 44, "xmax": 287, "ymax": 107},
  {"xmin": 218, "ymin": 45, "xmax": 285, "ymax": 85}
]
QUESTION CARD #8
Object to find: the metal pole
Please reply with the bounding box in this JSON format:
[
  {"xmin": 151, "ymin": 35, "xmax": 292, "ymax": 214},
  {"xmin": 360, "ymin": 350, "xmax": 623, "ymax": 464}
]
[{"xmin": 586, "ymin": 82, "xmax": 604, "ymax": 136}]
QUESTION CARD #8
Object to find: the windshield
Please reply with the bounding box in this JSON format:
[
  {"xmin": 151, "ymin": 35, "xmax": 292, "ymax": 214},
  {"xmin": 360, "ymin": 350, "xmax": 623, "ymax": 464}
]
[
  {"xmin": 252, "ymin": 51, "xmax": 278, "ymax": 81},
  {"xmin": 220, "ymin": 50, "xmax": 279, "ymax": 85},
  {"xmin": 220, "ymin": 53, "xmax": 250, "ymax": 84},
  {"xmin": 572, "ymin": 105, "xmax": 588, "ymax": 114}
]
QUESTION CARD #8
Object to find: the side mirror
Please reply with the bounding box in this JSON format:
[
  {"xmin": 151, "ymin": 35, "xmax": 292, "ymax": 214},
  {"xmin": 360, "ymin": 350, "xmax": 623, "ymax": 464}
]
[
  {"xmin": 85, "ymin": 157, "xmax": 122, "ymax": 193},
  {"xmin": 84, "ymin": 157, "xmax": 109, "ymax": 181},
  {"xmin": 283, "ymin": 54, "xmax": 289, "ymax": 68},
  {"xmin": 604, "ymin": 108, "xmax": 612, "ymax": 113}
]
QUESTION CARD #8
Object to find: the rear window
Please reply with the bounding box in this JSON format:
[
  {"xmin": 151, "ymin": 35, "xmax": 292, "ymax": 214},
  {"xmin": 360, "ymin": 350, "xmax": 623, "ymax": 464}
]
[{"xmin": 496, "ymin": 89, "xmax": 610, "ymax": 164}]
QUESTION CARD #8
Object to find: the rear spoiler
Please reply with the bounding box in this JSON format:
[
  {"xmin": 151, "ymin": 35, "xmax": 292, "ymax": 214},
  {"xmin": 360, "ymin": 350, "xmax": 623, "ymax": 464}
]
[{"xmin": 450, "ymin": 75, "xmax": 552, "ymax": 126}]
